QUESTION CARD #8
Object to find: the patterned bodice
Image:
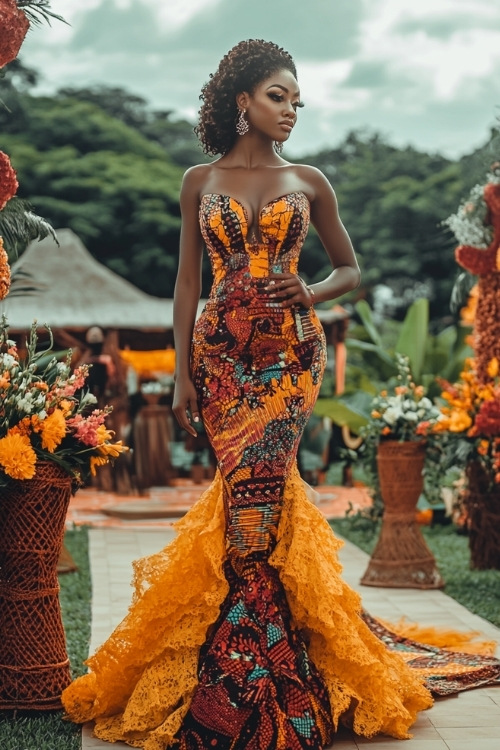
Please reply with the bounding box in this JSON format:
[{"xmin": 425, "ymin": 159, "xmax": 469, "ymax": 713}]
[{"xmin": 199, "ymin": 192, "xmax": 310, "ymax": 306}]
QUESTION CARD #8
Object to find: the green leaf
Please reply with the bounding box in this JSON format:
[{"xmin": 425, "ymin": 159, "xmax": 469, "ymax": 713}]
[
  {"xmin": 395, "ymin": 298, "xmax": 429, "ymax": 381},
  {"xmin": 354, "ymin": 299, "xmax": 383, "ymax": 346}
]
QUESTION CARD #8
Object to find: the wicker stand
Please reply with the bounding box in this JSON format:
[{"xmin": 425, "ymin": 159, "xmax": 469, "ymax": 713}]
[
  {"xmin": 361, "ymin": 440, "xmax": 444, "ymax": 589},
  {"xmin": 0, "ymin": 462, "xmax": 72, "ymax": 709},
  {"xmin": 466, "ymin": 462, "xmax": 500, "ymax": 570}
]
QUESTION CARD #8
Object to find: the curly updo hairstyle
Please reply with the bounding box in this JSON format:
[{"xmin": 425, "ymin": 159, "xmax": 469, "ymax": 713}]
[{"xmin": 196, "ymin": 39, "xmax": 297, "ymax": 156}]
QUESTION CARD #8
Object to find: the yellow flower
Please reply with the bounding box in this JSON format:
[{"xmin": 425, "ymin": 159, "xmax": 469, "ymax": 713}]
[
  {"xmin": 58, "ymin": 398, "xmax": 73, "ymax": 416},
  {"xmin": 97, "ymin": 440, "xmax": 128, "ymax": 458},
  {"xmin": 95, "ymin": 424, "xmax": 113, "ymax": 444},
  {"xmin": 487, "ymin": 358, "xmax": 499, "ymax": 378},
  {"xmin": 0, "ymin": 433, "xmax": 37, "ymax": 479},
  {"xmin": 41, "ymin": 409, "xmax": 67, "ymax": 452},
  {"xmin": 448, "ymin": 410, "xmax": 472, "ymax": 433},
  {"xmin": 90, "ymin": 455, "xmax": 108, "ymax": 476}
]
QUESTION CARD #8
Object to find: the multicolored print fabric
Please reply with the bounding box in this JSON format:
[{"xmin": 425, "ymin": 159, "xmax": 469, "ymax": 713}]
[
  {"xmin": 180, "ymin": 193, "xmax": 331, "ymax": 747},
  {"xmin": 192, "ymin": 192, "xmax": 326, "ymax": 559}
]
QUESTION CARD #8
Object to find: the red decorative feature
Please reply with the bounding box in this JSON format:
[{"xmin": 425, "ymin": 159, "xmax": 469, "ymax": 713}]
[
  {"xmin": 0, "ymin": 0, "xmax": 30, "ymax": 69},
  {"xmin": 0, "ymin": 150, "xmax": 18, "ymax": 211},
  {"xmin": 455, "ymin": 182, "xmax": 500, "ymax": 381}
]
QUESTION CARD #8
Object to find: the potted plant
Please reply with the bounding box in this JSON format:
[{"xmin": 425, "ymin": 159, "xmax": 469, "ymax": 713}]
[
  {"xmin": 359, "ymin": 353, "xmax": 445, "ymax": 589},
  {"xmin": 0, "ymin": 316, "xmax": 127, "ymax": 709}
]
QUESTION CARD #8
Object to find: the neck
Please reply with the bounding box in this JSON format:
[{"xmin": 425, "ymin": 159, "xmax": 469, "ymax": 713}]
[{"xmin": 222, "ymin": 132, "xmax": 284, "ymax": 169}]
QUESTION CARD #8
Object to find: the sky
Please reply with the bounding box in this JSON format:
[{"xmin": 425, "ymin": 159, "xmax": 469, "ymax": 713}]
[{"xmin": 18, "ymin": 0, "xmax": 500, "ymax": 159}]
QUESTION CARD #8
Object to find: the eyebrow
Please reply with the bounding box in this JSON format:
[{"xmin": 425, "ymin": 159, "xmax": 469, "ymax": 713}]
[{"xmin": 266, "ymin": 83, "xmax": 301, "ymax": 98}]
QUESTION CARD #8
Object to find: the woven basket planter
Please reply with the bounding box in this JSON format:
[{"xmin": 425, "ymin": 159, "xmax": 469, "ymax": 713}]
[
  {"xmin": 465, "ymin": 462, "xmax": 500, "ymax": 570},
  {"xmin": 361, "ymin": 440, "xmax": 444, "ymax": 589},
  {"xmin": 0, "ymin": 461, "xmax": 72, "ymax": 710}
]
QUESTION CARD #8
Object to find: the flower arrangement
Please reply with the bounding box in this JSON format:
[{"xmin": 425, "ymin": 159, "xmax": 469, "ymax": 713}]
[
  {"xmin": 0, "ymin": 316, "xmax": 127, "ymax": 487},
  {"xmin": 363, "ymin": 353, "xmax": 441, "ymax": 443},
  {"xmin": 432, "ymin": 357, "xmax": 500, "ymax": 487},
  {"xmin": 443, "ymin": 163, "xmax": 500, "ymax": 251}
]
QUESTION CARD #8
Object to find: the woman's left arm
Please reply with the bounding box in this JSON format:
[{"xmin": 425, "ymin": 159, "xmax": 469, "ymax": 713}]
[
  {"xmin": 267, "ymin": 166, "xmax": 360, "ymax": 308},
  {"xmin": 306, "ymin": 166, "xmax": 361, "ymax": 303}
]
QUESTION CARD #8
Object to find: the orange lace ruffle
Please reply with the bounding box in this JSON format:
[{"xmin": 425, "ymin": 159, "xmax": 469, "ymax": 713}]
[{"xmin": 62, "ymin": 466, "xmax": 432, "ymax": 748}]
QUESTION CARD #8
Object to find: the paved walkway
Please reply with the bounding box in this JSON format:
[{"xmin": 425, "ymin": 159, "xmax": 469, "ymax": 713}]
[{"xmin": 82, "ymin": 526, "xmax": 500, "ymax": 750}]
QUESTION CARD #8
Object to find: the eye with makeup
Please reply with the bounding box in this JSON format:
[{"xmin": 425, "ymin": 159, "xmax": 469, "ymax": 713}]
[{"xmin": 267, "ymin": 92, "xmax": 304, "ymax": 110}]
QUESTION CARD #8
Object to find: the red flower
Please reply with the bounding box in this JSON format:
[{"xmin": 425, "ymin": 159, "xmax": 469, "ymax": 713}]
[
  {"xmin": 474, "ymin": 397, "xmax": 500, "ymax": 436},
  {"xmin": 0, "ymin": 150, "xmax": 18, "ymax": 210},
  {"xmin": 0, "ymin": 0, "xmax": 30, "ymax": 68}
]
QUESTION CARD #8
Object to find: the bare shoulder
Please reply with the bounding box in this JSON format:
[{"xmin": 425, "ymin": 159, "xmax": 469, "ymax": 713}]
[
  {"xmin": 291, "ymin": 163, "xmax": 335, "ymax": 201},
  {"xmin": 181, "ymin": 163, "xmax": 213, "ymax": 197}
]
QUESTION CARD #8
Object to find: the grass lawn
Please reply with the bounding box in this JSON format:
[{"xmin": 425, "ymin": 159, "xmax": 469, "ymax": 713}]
[
  {"xmin": 331, "ymin": 517, "xmax": 500, "ymax": 629},
  {"xmin": 0, "ymin": 527, "xmax": 91, "ymax": 750}
]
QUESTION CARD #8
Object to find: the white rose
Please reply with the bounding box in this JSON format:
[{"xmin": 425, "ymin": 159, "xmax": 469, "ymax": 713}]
[
  {"xmin": 383, "ymin": 405, "xmax": 401, "ymax": 425},
  {"xmin": 405, "ymin": 412, "xmax": 418, "ymax": 422}
]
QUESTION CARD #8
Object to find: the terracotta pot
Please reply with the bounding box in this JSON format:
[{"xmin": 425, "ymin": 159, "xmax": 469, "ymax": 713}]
[
  {"xmin": 361, "ymin": 440, "xmax": 444, "ymax": 589},
  {"xmin": 465, "ymin": 462, "xmax": 500, "ymax": 570},
  {"xmin": 0, "ymin": 462, "xmax": 72, "ymax": 710}
]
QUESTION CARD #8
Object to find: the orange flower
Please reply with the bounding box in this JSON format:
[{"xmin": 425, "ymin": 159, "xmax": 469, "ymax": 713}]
[
  {"xmin": 0, "ymin": 236, "xmax": 11, "ymax": 300},
  {"xmin": 40, "ymin": 409, "xmax": 67, "ymax": 452},
  {"xmin": 381, "ymin": 426, "xmax": 391, "ymax": 435},
  {"xmin": 0, "ymin": 432, "xmax": 36, "ymax": 479},
  {"xmin": 478, "ymin": 440, "xmax": 490, "ymax": 456},
  {"xmin": 371, "ymin": 410, "xmax": 381, "ymax": 419},
  {"xmin": 487, "ymin": 358, "xmax": 499, "ymax": 378}
]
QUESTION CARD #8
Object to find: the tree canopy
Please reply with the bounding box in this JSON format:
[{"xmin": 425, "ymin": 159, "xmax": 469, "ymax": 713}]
[{"xmin": 1, "ymin": 62, "xmax": 497, "ymax": 312}]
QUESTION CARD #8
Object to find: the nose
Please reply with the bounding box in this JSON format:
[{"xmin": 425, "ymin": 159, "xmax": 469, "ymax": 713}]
[{"xmin": 283, "ymin": 102, "xmax": 296, "ymax": 120}]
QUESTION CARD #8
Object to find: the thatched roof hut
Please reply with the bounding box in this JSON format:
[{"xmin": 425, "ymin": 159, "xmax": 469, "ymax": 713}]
[{"xmin": 0, "ymin": 228, "xmax": 176, "ymax": 330}]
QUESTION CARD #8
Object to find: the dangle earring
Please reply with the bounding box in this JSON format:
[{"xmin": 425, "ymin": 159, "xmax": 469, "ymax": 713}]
[
  {"xmin": 236, "ymin": 109, "xmax": 249, "ymax": 136},
  {"xmin": 274, "ymin": 141, "xmax": 284, "ymax": 154}
]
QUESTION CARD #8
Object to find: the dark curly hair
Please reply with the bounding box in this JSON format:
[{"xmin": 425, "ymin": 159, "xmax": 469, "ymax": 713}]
[{"xmin": 195, "ymin": 40, "xmax": 297, "ymax": 156}]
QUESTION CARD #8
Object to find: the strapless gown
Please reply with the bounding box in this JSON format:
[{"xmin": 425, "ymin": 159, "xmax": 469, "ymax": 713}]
[{"xmin": 62, "ymin": 193, "xmax": 500, "ymax": 750}]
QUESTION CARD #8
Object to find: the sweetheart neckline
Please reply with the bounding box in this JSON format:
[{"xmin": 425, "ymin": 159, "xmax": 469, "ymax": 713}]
[{"xmin": 200, "ymin": 191, "xmax": 309, "ymax": 229}]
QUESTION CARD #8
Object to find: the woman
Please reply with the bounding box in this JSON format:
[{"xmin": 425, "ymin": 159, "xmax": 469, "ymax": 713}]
[{"xmin": 62, "ymin": 40, "xmax": 499, "ymax": 750}]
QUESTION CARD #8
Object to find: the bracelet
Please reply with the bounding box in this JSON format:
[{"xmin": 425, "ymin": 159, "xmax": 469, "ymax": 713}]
[{"xmin": 298, "ymin": 276, "xmax": 316, "ymax": 308}]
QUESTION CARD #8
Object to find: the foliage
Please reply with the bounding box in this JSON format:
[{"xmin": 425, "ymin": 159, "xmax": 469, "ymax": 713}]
[
  {"xmin": 0, "ymin": 527, "xmax": 90, "ymax": 750},
  {"xmin": 0, "ymin": 317, "xmax": 127, "ymax": 487},
  {"xmin": 0, "ymin": 195, "xmax": 58, "ymax": 258},
  {"xmin": 1, "ymin": 66, "xmax": 496, "ymax": 307},
  {"xmin": 15, "ymin": 0, "xmax": 66, "ymax": 26},
  {"xmin": 314, "ymin": 298, "xmax": 472, "ymax": 435},
  {"xmin": 330, "ymin": 519, "xmax": 500, "ymax": 628},
  {"xmin": 300, "ymin": 130, "xmax": 467, "ymax": 320}
]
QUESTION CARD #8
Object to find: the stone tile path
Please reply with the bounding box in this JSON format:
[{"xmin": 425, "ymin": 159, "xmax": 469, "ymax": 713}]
[{"xmin": 81, "ymin": 527, "xmax": 500, "ymax": 750}]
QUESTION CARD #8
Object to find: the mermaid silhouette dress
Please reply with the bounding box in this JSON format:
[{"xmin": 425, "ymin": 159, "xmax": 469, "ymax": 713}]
[{"xmin": 61, "ymin": 193, "xmax": 499, "ymax": 749}]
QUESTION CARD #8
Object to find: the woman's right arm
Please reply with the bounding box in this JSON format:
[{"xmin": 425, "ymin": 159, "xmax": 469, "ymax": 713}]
[{"xmin": 172, "ymin": 167, "xmax": 205, "ymax": 437}]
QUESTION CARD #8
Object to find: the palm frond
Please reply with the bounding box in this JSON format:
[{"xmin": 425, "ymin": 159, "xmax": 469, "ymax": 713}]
[
  {"xmin": 0, "ymin": 197, "xmax": 59, "ymax": 261},
  {"xmin": 15, "ymin": 0, "xmax": 68, "ymax": 26}
]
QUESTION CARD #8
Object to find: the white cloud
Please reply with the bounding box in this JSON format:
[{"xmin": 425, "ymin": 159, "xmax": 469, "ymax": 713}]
[{"xmin": 360, "ymin": 0, "xmax": 500, "ymax": 101}]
